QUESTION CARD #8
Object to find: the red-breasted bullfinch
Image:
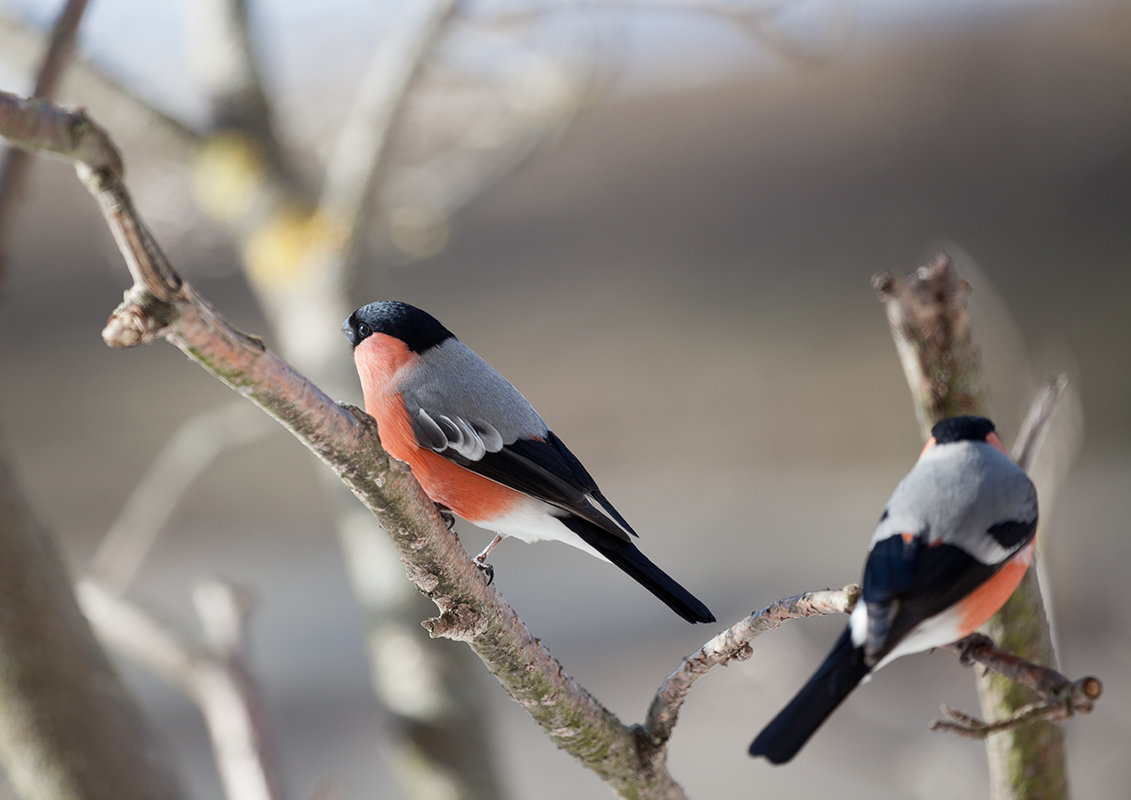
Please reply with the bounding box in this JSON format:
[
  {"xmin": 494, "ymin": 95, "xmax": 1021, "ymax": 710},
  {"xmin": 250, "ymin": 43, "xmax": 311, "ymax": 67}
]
[
  {"xmin": 341, "ymin": 300, "xmax": 715, "ymax": 624},
  {"xmin": 749, "ymin": 415, "xmax": 1038, "ymax": 763}
]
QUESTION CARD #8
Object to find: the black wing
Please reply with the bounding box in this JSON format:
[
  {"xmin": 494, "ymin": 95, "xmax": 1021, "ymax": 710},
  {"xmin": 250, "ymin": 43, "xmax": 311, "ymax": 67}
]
[
  {"xmin": 412, "ymin": 407, "xmax": 635, "ymax": 542},
  {"xmin": 859, "ymin": 520, "xmax": 1035, "ymax": 664}
]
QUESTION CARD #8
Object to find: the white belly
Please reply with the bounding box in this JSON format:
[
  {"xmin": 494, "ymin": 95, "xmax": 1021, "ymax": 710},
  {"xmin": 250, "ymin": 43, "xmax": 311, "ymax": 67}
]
[{"xmin": 480, "ymin": 498, "xmax": 609, "ymax": 562}]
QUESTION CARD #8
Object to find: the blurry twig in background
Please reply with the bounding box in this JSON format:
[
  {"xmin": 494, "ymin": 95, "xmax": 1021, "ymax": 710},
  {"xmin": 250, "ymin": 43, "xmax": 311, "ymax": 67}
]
[
  {"xmin": 0, "ymin": 4, "xmax": 185, "ymax": 797},
  {"xmin": 89, "ymin": 401, "xmax": 275, "ymax": 591},
  {"xmin": 875, "ymin": 254, "xmax": 1077, "ymax": 800},
  {"xmin": 0, "ymin": 0, "xmax": 88, "ymax": 284},
  {"xmin": 78, "ymin": 579, "xmax": 287, "ymax": 800}
]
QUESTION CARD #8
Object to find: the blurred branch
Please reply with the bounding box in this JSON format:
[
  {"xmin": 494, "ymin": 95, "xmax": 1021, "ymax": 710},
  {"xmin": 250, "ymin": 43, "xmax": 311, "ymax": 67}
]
[
  {"xmin": 78, "ymin": 579, "xmax": 287, "ymax": 800},
  {"xmin": 0, "ymin": 92, "xmax": 689, "ymax": 800},
  {"xmin": 874, "ymin": 253, "xmax": 1072, "ymax": 800},
  {"xmin": 319, "ymin": 0, "xmax": 458, "ymax": 284},
  {"xmin": 89, "ymin": 401, "xmax": 275, "ymax": 591},
  {"xmin": 0, "ymin": 12, "xmax": 204, "ymax": 153},
  {"xmin": 934, "ymin": 634, "xmax": 1102, "ymax": 740},
  {"xmin": 643, "ymin": 585, "xmax": 858, "ymax": 747},
  {"xmin": 185, "ymin": 0, "xmax": 278, "ymax": 148},
  {"xmin": 484, "ymin": 0, "xmax": 854, "ymax": 66},
  {"xmin": 0, "ymin": 0, "xmax": 89, "ymax": 283},
  {"xmin": 0, "ymin": 430, "xmax": 186, "ymax": 800}
]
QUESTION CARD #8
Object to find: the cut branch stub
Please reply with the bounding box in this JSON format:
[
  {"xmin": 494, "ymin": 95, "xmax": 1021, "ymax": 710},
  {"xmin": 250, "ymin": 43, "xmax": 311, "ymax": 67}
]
[{"xmin": 873, "ymin": 253, "xmax": 983, "ymax": 437}]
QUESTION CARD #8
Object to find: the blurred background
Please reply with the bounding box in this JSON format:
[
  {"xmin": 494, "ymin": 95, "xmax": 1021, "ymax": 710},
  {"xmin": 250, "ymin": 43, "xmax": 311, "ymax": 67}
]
[{"xmin": 0, "ymin": 0, "xmax": 1128, "ymax": 798}]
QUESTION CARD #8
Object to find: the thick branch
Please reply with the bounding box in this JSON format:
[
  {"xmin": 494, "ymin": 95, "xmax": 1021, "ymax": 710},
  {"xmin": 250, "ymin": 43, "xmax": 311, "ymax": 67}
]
[
  {"xmin": 0, "ymin": 93, "xmax": 683, "ymax": 800},
  {"xmin": 0, "ymin": 433, "xmax": 185, "ymax": 800}
]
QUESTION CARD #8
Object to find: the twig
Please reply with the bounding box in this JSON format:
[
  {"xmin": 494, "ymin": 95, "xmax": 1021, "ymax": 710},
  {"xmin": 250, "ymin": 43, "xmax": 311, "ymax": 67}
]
[
  {"xmin": 642, "ymin": 585, "xmax": 858, "ymax": 747},
  {"xmin": 0, "ymin": 0, "xmax": 89, "ymax": 284},
  {"xmin": 89, "ymin": 401, "xmax": 275, "ymax": 590},
  {"xmin": 1011, "ymin": 374, "xmax": 1069, "ymax": 473},
  {"xmin": 933, "ymin": 633, "xmax": 1102, "ymax": 740},
  {"xmin": 0, "ymin": 93, "xmax": 685, "ymax": 800},
  {"xmin": 78, "ymin": 579, "xmax": 287, "ymax": 800}
]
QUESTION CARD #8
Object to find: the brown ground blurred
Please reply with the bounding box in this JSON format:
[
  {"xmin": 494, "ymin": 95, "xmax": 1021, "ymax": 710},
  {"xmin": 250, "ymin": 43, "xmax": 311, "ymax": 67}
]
[{"xmin": 2, "ymin": 1, "xmax": 1129, "ymax": 798}]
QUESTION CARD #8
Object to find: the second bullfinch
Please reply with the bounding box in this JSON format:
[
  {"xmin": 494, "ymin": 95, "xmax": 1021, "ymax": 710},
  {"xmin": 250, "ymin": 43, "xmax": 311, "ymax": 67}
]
[
  {"xmin": 749, "ymin": 415, "xmax": 1038, "ymax": 763},
  {"xmin": 342, "ymin": 300, "xmax": 715, "ymax": 624}
]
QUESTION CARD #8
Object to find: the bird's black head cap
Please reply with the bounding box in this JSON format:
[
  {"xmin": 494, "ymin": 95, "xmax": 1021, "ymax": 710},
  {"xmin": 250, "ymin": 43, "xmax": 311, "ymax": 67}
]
[
  {"xmin": 931, "ymin": 415, "xmax": 996, "ymax": 444},
  {"xmin": 341, "ymin": 301, "xmax": 455, "ymax": 353}
]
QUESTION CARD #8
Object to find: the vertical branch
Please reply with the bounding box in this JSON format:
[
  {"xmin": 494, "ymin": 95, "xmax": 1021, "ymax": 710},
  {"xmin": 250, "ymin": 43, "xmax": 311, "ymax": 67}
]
[
  {"xmin": 0, "ymin": 0, "xmax": 90, "ymax": 283},
  {"xmin": 874, "ymin": 253, "xmax": 1069, "ymax": 800}
]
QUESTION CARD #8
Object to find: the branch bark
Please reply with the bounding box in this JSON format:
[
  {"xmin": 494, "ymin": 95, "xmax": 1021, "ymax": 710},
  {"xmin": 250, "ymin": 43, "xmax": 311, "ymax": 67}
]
[
  {"xmin": 935, "ymin": 634, "xmax": 1102, "ymax": 739},
  {"xmin": 0, "ymin": 91, "xmax": 687, "ymax": 800},
  {"xmin": 643, "ymin": 586, "xmax": 858, "ymax": 748},
  {"xmin": 874, "ymin": 253, "xmax": 1071, "ymax": 800}
]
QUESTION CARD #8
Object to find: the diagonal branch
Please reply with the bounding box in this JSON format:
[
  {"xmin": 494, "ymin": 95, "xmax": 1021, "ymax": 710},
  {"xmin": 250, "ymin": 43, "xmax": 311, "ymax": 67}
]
[
  {"xmin": 88, "ymin": 401, "xmax": 275, "ymax": 590},
  {"xmin": 78, "ymin": 579, "xmax": 287, "ymax": 800},
  {"xmin": 0, "ymin": 91, "xmax": 686, "ymax": 800}
]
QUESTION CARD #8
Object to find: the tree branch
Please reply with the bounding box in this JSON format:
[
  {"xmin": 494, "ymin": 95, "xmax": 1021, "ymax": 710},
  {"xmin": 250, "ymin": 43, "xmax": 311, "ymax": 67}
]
[
  {"xmin": 874, "ymin": 253, "xmax": 1072, "ymax": 800},
  {"xmin": 642, "ymin": 586, "xmax": 858, "ymax": 748},
  {"xmin": 88, "ymin": 401, "xmax": 274, "ymax": 590},
  {"xmin": 934, "ymin": 634, "xmax": 1102, "ymax": 739},
  {"xmin": 0, "ymin": 0, "xmax": 89, "ymax": 283},
  {"xmin": 0, "ymin": 91, "xmax": 687, "ymax": 800},
  {"xmin": 78, "ymin": 580, "xmax": 287, "ymax": 800},
  {"xmin": 0, "ymin": 431, "xmax": 185, "ymax": 800}
]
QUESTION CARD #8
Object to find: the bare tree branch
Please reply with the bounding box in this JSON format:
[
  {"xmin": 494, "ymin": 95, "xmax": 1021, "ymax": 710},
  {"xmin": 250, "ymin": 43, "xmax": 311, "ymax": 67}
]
[
  {"xmin": 874, "ymin": 253, "xmax": 1071, "ymax": 800},
  {"xmin": 88, "ymin": 401, "xmax": 274, "ymax": 590},
  {"xmin": 0, "ymin": 431, "xmax": 186, "ymax": 800},
  {"xmin": 319, "ymin": 0, "xmax": 458, "ymax": 284},
  {"xmin": 0, "ymin": 92, "xmax": 689, "ymax": 800},
  {"xmin": 78, "ymin": 579, "xmax": 287, "ymax": 800},
  {"xmin": 934, "ymin": 633, "xmax": 1102, "ymax": 739},
  {"xmin": 0, "ymin": 0, "xmax": 89, "ymax": 283},
  {"xmin": 643, "ymin": 585, "xmax": 858, "ymax": 747}
]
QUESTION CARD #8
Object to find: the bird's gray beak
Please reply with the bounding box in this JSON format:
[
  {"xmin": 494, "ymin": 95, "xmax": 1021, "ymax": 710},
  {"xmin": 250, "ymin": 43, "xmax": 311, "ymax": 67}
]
[{"xmin": 341, "ymin": 317, "xmax": 359, "ymax": 347}]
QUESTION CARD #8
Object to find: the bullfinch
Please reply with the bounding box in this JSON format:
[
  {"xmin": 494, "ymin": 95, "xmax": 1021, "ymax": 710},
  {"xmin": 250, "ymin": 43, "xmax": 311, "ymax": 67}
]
[
  {"xmin": 749, "ymin": 415, "xmax": 1038, "ymax": 763},
  {"xmin": 341, "ymin": 300, "xmax": 715, "ymax": 624}
]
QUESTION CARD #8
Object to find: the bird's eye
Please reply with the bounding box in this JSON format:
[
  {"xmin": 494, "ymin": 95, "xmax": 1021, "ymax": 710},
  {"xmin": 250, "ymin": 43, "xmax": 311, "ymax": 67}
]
[{"xmin": 356, "ymin": 321, "xmax": 371, "ymax": 338}]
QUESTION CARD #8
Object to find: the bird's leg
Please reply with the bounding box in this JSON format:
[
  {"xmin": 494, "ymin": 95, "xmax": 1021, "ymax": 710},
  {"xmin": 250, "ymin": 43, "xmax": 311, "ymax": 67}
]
[
  {"xmin": 954, "ymin": 632, "xmax": 995, "ymax": 666},
  {"xmin": 473, "ymin": 534, "xmax": 505, "ymax": 586}
]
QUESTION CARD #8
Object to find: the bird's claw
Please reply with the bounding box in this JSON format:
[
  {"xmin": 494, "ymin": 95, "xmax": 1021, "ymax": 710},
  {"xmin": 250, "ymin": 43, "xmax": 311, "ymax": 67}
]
[
  {"xmin": 474, "ymin": 557, "xmax": 495, "ymax": 586},
  {"xmin": 437, "ymin": 507, "xmax": 456, "ymax": 531}
]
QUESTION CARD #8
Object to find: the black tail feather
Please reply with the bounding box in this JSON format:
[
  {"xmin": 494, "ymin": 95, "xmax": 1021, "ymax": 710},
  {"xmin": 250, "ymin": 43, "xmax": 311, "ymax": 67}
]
[
  {"xmin": 749, "ymin": 628, "xmax": 870, "ymax": 764},
  {"xmin": 562, "ymin": 517, "xmax": 715, "ymax": 623}
]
